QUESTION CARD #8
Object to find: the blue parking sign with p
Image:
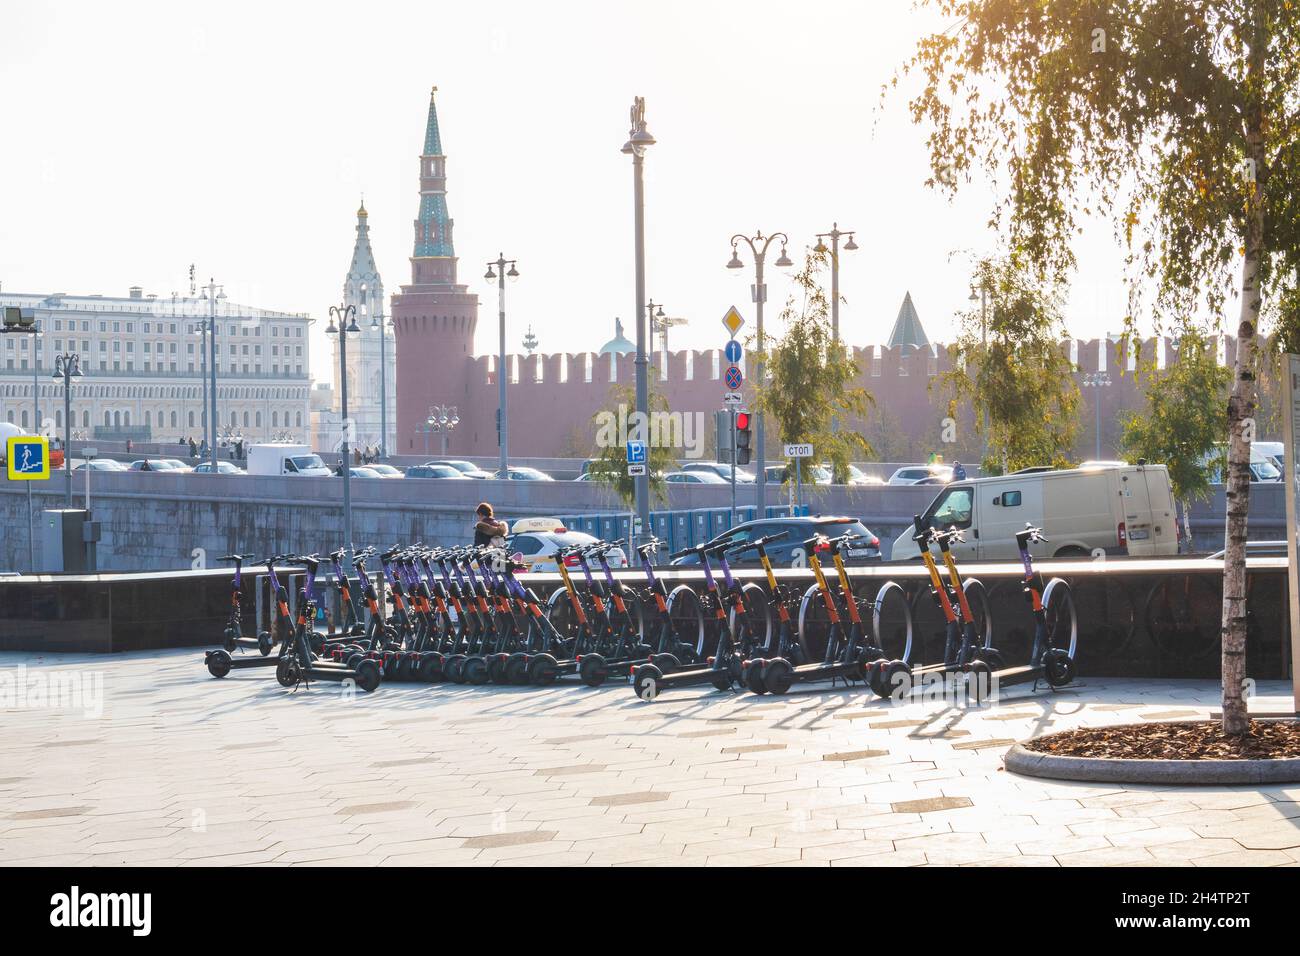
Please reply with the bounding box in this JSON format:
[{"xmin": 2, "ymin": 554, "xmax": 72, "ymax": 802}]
[
  {"xmin": 626, "ymin": 440, "xmax": 647, "ymax": 465},
  {"xmin": 7, "ymin": 436, "xmax": 50, "ymax": 480}
]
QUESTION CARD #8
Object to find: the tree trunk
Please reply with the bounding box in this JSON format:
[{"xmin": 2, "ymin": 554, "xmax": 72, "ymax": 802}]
[
  {"xmin": 1181, "ymin": 499, "xmax": 1192, "ymax": 554},
  {"xmin": 1220, "ymin": 24, "xmax": 1266, "ymax": 736}
]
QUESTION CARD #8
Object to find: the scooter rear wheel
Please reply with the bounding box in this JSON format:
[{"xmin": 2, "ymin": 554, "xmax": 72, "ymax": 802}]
[
  {"xmin": 650, "ymin": 653, "xmax": 680, "ymax": 673},
  {"xmin": 464, "ymin": 657, "xmax": 489, "ymax": 685},
  {"xmin": 417, "ymin": 653, "xmax": 444, "ymax": 683},
  {"xmin": 276, "ymin": 657, "xmax": 300, "ymax": 688},
  {"xmin": 1043, "ymin": 648, "xmax": 1076, "ymax": 687},
  {"xmin": 445, "ymin": 655, "xmax": 468, "ymax": 683},
  {"xmin": 528, "ymin": 653, "xmax": 560, "ymax": 686},
  {"xmin": 633, "ymin": 663, "xmax": 664, "ymax": 701},
  {"xmin": 761, "ymin": 658, "xmax": 794, "ymax": 695},
  {"xmin": 745, "ymin": 660, "xmax": 769, "ymax": 694},
  {"xmin": 579, "ymin": 654, "xmax": 609, "ymax": 687},
  {"xmin": 487, "ymin": 655, "xmax": 509, "ymax": 684},
  {"xmin": 874, "ymin": 660, "xmax": 912, "ymax": 700},
  {"xmin": 505, "ymin": 653, "xmax": 530, "ymax": 685},
  {"xmin": 207, "ymin": 649, "xmax": 233, "ymax": 679},
  {"xmin": 353, "ymin": 659, "xmax": 382, "ymax": 693}
]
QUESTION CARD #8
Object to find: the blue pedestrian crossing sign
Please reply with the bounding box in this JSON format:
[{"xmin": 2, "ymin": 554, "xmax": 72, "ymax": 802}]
[
  {"xmin": 724, "ymin": 339, "xmax": 742, "ymax": 364},
  {"xmin": 626, "ymin": 440, "xmax": 647, "ymax": 465},
  {"xmin": 6, "ymin": 435, "xmax": 50, "ymax": 480}
]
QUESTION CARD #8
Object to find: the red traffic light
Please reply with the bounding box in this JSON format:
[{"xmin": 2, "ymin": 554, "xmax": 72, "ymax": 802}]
[{"xmin": 735, "ymin": 411, "xmax": 750, "ymax": 430}]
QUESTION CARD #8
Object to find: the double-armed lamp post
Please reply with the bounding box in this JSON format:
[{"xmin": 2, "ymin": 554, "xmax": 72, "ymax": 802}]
[
  {"xmin": 485, "ymin": 255, "xmax": 519, "ymax": 478},
  {"xmin": 726, "ymin": 231, "xmax": 792, "ymax": 513},
  {"xmin": 328, "ymin": 304, "xmax": 360, "ymax": 557},
  {"xmin": 51, "ymin": 352, "xmax": 83, "ymax": 508}
]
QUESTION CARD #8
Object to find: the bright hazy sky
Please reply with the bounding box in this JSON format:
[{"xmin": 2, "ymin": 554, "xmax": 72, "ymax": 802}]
[{"xmin": 0, "ymin": 0, "xmax": 1134, "ymax": 384}]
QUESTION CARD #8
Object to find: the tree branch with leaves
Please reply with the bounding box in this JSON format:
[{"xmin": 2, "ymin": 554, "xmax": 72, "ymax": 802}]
[
  {"xmin": 939, "ymin": 254, "xmax": 1080, "ymax": 474},
  {"xmin": 751, "ymin": 252, "xmax": 873, "ymax": 484}
]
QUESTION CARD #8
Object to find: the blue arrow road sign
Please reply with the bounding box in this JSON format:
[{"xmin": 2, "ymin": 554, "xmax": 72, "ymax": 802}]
[
  {"xmin": 626, "ymin": 440, "xmax": 647, "ymax": 465},
  {"xmin": 724, "ymin": 339, "xmax": 742, "ymax": 364},
  {"xmin": 725, "ymin": 365, "xmax": 744, "ymax": 390}
]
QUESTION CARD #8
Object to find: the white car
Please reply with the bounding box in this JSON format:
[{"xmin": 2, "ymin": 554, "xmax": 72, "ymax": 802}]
[
  {"xmin": 888, "ymin": 464, "xmax": 953, "ymax": 485},
  {"xmin": 680, "ymin": 462, "xmax": 756, "ymax": 483},
  {"xmin": 192, "ymin": 461, "xmax": 246, "ymax": 475},
  {"xmin": 506, "ymin": 520, "xmax": 627, "ymax": 572},
  {"xmin": 664, "ymin": 470, "xmax": 727, "ymax": 484},
  {"xmin": 366, "ymin": 464, "xmax": 404, "ymax": 478},
  {"xmin": 75, "ymin": 459, "xmax": 129, "ymax": 472}
]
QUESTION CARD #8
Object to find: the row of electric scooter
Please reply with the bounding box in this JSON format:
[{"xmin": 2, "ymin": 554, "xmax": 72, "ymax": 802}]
[{"xmin": 201, "ymin": 518, "xmax": 1078, "ymax": 701}]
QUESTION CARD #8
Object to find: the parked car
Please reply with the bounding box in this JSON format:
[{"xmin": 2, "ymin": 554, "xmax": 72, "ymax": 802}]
[
  {"xmin": 366, "ymin": 464, "xmax": 404, "ymax": 478},
  {"xmin": 888, "ymin": 464, "xmax": 953, "ymax": 485},
  {"xmin": 192, "ymin": 461, "xmax": 246, "ymax": 475},
  {"xmin": 670, "ymin": 515, "xmax": 882, "ymax": 567},
  {"xmin": 431, "ymin": 459, "xmax": 494, "ymax": 479},
  {"xmin": 842, "ymin": 463, "xmax": 884, "ymax": 485},
  {"xmin": 506, "ymin": 519, "xmax": 628, "ymax": 572},
  {"xmin": 128, "ymin": 459, "xmax": 192, "ymax": 473},
  {"xmin": 496, "ymin": 466, "xmax": 554, "ymax": 481},
  {"xmin": 765, "ymin": 463, "xmax": 832, "ymax": 484},
  {"xmin": 406, "ymin": 464, "xmax": 469, "ymax": 479},
  {"xmin": 346, "ymin": 466, "xmax": 384, "ymax": 479},
  {"xmin": 664, "ymin": 470, "xmax": 727, "ymax": 484},
  {"xmin": 75, "ymin": 459, "xmax": 129, "ymax": 472},
  {"xmin": 681, "ymin": 461, "xmax": 756, "ymax": 483},
  {"xmin": 890, "ymin": 462, "xmax": 1178, "ymax": 561}
]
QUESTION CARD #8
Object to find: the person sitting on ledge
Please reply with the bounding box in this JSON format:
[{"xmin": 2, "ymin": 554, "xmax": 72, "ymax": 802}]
[{"xmin": 473, "ymin": 502, "xmax": 508, "ymax": 547}]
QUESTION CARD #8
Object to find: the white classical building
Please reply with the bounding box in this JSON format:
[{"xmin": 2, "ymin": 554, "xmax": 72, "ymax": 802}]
[
  {"xmin": 325, "ymin": 202, "xmax": 397, "ymax": 455},
  {"xmin": 0, "ymin": 286, "xmax": 312, "ymax": 443}
]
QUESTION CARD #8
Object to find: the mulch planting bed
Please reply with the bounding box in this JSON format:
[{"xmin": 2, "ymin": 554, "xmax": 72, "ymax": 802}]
[{"xmin": 1023, "ymin": 720, "xmax": 1300, "ymax": 761}]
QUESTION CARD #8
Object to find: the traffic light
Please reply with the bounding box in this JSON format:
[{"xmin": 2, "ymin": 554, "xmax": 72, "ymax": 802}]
[{"xmin": 735, "ymin": 411, "xmax": 752, "ymax": 465}]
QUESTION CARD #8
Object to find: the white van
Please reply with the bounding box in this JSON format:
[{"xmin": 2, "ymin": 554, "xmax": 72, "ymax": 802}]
[
  {"xmin": 890, "ymin": 463, "xmax": 1179, "ymax": 561},
  {"xmin": 245, "ymin": 443, "xmax": 333, "ymax": 477}
]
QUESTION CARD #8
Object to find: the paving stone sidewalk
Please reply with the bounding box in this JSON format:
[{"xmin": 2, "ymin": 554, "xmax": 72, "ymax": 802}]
[{"xmin": 2, "ymin": 648, "xmax": 1299, "ymax": 867}]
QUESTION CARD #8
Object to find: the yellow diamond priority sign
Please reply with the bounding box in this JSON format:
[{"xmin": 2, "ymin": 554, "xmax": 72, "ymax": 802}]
[
  {"xmin": 6, "ymin": 435, "xmax": 50, "ymax": 480},
  {"xmin": 721, "ymin": 305, "xmax": 745, "ymax": 337}
]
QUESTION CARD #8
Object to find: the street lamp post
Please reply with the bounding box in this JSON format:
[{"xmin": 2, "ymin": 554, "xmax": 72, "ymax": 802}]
[
  {"xmin": 485, "ymin": 255, "xmax": 519, "ymax": 478},
  {"xmin": 51, "ymin": 352, "xmax": 83, "ymax": 508},
  {"xmin": 813, "ymin": 224, "xmax": 858, "ymax": 345},
  {"xmin": 1083, "ymin": 371, "xmax": 1112, "ymax": 460},
  {"xmin": 426, "ymin": 405, "xmax": 459, "ymax": 457},
  {"xmin": 969, "ymin": 280, "xmax": 990, "ymax": 459},
  {"xmin": 815, "ymin": 224, "xmax": 857, "ymax": 436},
  {"xmin": 193, "ymin": 322, "xmax": 208, "ymax": 455},
  {"xmin": 329, "ymin": 304, "xmax": 361, "ymax": 557},
  {"xmin": 199, "ymin": 278, "xmax": 225, "ymax": 472},
  {"xmin": 727, "ymin": 230, "xmax": 792, "ymax": 514},
  {"xmin": 623, "ymin": 96, "xmax": 656, "ymax": 547},
  {"xmin": 371, "ymin": 311, "xmax": 391, "ymax": 458}
]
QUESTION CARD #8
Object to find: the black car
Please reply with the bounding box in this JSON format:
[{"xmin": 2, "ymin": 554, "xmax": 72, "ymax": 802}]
[{"xmin": 670, "ymin": 515, "xmax": 882, "ymax": 568}]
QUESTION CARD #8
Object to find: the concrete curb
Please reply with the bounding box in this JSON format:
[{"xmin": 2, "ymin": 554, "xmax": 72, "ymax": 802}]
[{"xmin": 1004, "ymin": 742, "xmax": 1300, "ymax": 785}]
